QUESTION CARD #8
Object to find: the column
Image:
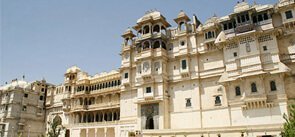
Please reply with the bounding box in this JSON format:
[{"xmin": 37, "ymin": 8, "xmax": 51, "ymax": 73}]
[
  {"xmin": 95, "ymin": 128, "xmax": 97, "ymax": 137},
  {"xmin": 86, "ymin": 129, "xmax": 89, "ymax": 137},
  {"xmin": 104, "ymin": 128, "xmax": 107, "ymax": 137}
]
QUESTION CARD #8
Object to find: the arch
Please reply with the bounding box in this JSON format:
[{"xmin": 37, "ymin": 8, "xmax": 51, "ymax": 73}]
[
  {"xmin": 53, "ymin": 115, "xmax": 62, "ymax": 125},
  {"xmin": 138, "ymin": 29, "xmax": 142, "ymax": 37},
  {"xmin": 208, "ymin": 31, "xmax": 212, "ymax": 39},
  {"xmin": 153, "ymin": 25, "xmax": 160, "ymax": 34},
  {"xmin": 108, "ymin": 112, "xmax": 112, "ymax": 121},
  {"xmin": 179, "ymin": 22, "xmax": 186, "ymax": 31},
  {"xmin": 146, "ymin": 116, "xmax": 154, "ymax": 129},
  {"xmin": 153, "ymin": 41, "xmax": 160, "ymax": 49},
  {"xmin": 79, "ymin": 98, "xmax": 83, "ymax": 105},
  {"xmin": 136, "ymin": 44, "xmax": 142, "ymax": 53},
  {"xmin": 104, "ymin": 113, "xmax": 108, "ymax": 121},
  {"xmin": 235, "ymin": 86, "xmax": 241, "ymax": 96},
  {"xmin": 251, "ymin": 83, "xmax": 257, "ymax": 92},
  {"xmin": 88, "ymin": 113, "xmax": 94, "ymax": 123},
  {"xmin": 161, "ymin": 26, "xmax": 166, "ymax": 35},
  {"xmin": 95, "ymin": 113, "xmax": 100, "ymax": 122},
  {"xmin": 143, "ymin": 41, "xmax": 150, "ymax": 50},
  {"xmin": 161, "ymin": 41, "xmax": 167, "ymax": 50},
  {"xmin": 215, "ymin": 96, "xmax": 221, "ymax": 105},
  {"xmin": 143, "ymin": 25, "xmax": 150, "ymax": 34},
  {"xmin": 270, "ymin": 81, "xmax": 277, "ymax": 91}
]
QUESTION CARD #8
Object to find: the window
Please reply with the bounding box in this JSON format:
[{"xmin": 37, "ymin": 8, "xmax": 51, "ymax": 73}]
[
  {"xmin": 235, "ymin": 86, "xmax": 241, "ymax": 96},
  {"xmin": 22, "ymin": 106, "xmax": 27, "ymax": 111},
  {"xmin": 186, "ymin": 98, "xmax": 192, "ymax": 107},
  {"xmin": 270, "ymin": 81, "xmax": 277, "ymax": 91},
  {"xmin": 124, "ymin": 73, "xmax": 128, "ymax": 79},
  {"xmin": 180, "ymin": 41, "xmax": 185, "ymax": 46},
  {"xmin": 223, "ymin": 24, "xmax": 228, "ymax": 30},
  {"xmin": 246, "ymin": 43, "xmax": 251, "ymax": 52},
  {"xmin": 24, "ymin": 93, "xmax": 28, "ymax": 98},
  {"xmin": 233, "ymin": 52, "xmax": 238, "ymax": 57},
  {"xmin": 181, "ymin": 60, "xmax": 187, "ymax": 70},
  {"xmin": 285, "ymin": 10, "xmax": 293, "ymax": 19},
  {"xmin": 205, "ymin": 31, "xmax": 215, "ymax": 39},
  {"xmin": 251, "ymin": 83, "xmax": 257, "ymax": 93},
  {"xmin": 215, "ymin": 96, "xmax": 221, "ymax": 106},
  {"xmin": 146, "ymin": 87, "xmax": 152, "ymax": 93},
  {"xmin": 5, "ymin": 105, "xmax": 8, "ymax": 111},
  {"xmin": 39, "ymin": 96, "xmax": 44, "ymax": 101},
  {"xmin": 263, "ymin": 46, "xmax": 268, "ymax": 51},
  {"xmin": 263, "ymin": 13, "xmax": 269, "ymax": 20}
]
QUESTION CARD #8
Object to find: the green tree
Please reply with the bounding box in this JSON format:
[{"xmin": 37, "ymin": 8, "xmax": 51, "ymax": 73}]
[
  {"xmin": 282, "ymin": 104, "xmax": 295, "ymax": 137},
  {"xmin": 47, "ymin": 119, "xmax": 64, "ymax": 137}
]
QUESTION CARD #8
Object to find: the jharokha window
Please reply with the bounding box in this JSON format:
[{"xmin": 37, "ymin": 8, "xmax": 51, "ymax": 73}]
[
  {"xmin": 270, "ymin": 81, "xmax": 277, "ymax": 91},
  {"xmin": 181, "ymin": 60, "xmax": 187, "ymax": 70},
  {"xmin": 251, "ymin": 83, "xmax": 258, "ymax": 93},
  {"xmin": 235, "ymin": 86, "xmax": 241, "ymax": 96}
]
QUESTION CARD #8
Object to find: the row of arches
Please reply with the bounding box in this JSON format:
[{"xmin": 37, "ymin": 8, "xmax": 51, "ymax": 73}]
[
  {"xmin": 73, "ymin": 109, "xmax": 120, "ymax": 123},
  {"xmin": 74, "ymin": 94, "xmax": 120, "ymax": 106},
  {"xmin": 136, "ymin": 40, "xmax": 167, "ymax": 53},
  {"xmin": 77, "ymin": 79, "xmax": 121, "ymax": 92},
  {"xmin": 137, "ymin": 24, "xmax": 167, "ymax": 38}
]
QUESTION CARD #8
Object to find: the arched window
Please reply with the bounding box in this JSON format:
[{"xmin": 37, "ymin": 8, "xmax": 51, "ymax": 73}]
[
  {"xmin": 53, "ymin": 115, "xmax": 62, "ymax": 125},
  {"xmin": 161, "ymin": 26, "xmax": 166, "ymax": 35},
  {"xmin": 208, "ymin": 31, "xmax": 212, "ymax": 39},
  {"xmin": 79, "ymin": 98, "xmax": 83, "ymax": 105},
  {"xmin": 153, "ymin": 25, "xmax": 160, "ymax": 34},
  {"xmin": 251, "ymin": 83, "xmax": 257, "ymax": 93},
  {"xmin": 270, "ymin": 81, "xmax": 277, "ymax": 91},
  {"xmin": 95, "ymin": 113, "xmax": 99, "ymax": 122},
  {"xmin": 162, "ymin": 42, "xmax": 167, "ymax": 50},
  {"xmin": 235, "ymin": 86, "xmax": 241, "ymax": 96},
  {"xmin": 179, "ymin": 22, "xmax": 186, "ymax": 31},
  {"xmin": 143, "ymin": 41, "xmax": 150, "ymax": 50},
  {"xmin": 143, "ymin": 25, "xmax": 150, "ymax": 34},
  {"xmin": 215, "ymin": 96, "xmax": 221, "ymax": 105},
  {"xmin": 153, "ymin": 41, "xmax": 160, "ymax": 49}
]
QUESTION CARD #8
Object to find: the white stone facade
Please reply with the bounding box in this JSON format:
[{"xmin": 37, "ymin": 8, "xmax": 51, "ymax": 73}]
[
  {"xmin": 0, "ymin": 79, "xmax": 49, "ymax": 137},
  {"xmin": 45, "ymin": 0, "xmax": 295, "ymax": 137}
]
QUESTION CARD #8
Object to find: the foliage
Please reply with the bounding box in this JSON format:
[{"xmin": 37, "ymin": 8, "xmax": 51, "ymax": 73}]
[
  {"xmin": 282, "ymin": 104, "xmax": 295, "ymax": 137},
  {"xmin": 47, "ymin": 120, "xmax": 65, "ymax": 137}
]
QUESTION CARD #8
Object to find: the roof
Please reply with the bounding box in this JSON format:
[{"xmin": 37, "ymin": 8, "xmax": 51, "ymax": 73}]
[
  {"xmin": 134, "ymin": 10, "xmax": 171, "ymax": 30},
  {"xmin": 174, "ymin": 10, "xmax": 191, "ymax": 22},
  {"xmin": 0, "ymin": 80, "xmax": 30, "ymax": 91},
  {"xmin": 66, "ymin": 66, "xmax": 81, "ymax": 73}
]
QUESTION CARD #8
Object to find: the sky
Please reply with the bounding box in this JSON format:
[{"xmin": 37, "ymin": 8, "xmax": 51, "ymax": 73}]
[{"xmin": 1, "ymin": 0, "xmax": 278, "ymax": 85}]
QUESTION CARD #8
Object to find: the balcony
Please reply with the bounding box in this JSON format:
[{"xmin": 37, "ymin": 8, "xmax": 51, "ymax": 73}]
[
  {"xmin": 143, "ymin": 92, "xmax": 154, "ymax": 100},
  {"xmin": 235, "ymin": 21, "xmax": 254, "ymax": 33},
  {"xmin": 135, "ymin": 48, "xmax": 167, "ymax": 61},
  {"xmin": 241, "ymin": 94, "xmax": 274, "ymax": 110},
  {"xmin": 180, "ymin": 68, "xmax": 190, "ymax": 78},
  {"xmin": 87, "ymin": 102, "xmax": 120, "ymax": 110},
  {"xmin": 122, "ymin": 78, "xmax": 130, "ymax": 86}
]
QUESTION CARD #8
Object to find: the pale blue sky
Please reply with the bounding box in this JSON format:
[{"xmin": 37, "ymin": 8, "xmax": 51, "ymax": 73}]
[{"xmin": 1, "ymin": 0, "xmax": 277, "ymax": 85}]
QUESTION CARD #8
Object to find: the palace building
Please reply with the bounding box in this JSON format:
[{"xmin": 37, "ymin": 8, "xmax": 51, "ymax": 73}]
[
  {"xmin": 45, "ymin": 0, "xmax": 295, "ymax": 137},
  {"xmin": 0, "ymin": 79, "xmax": 50, "ymax": 137}
]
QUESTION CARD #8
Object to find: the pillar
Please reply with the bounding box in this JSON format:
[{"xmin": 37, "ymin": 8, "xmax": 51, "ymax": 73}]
[{"xmin": 104, "ymin": 128, "xmax": 107, "ymax": 137}]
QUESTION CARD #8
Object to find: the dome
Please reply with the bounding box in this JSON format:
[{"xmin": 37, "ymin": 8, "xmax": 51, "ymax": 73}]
[
  {"xmin": 234, "ymin": 1, "xmax": 251, "ymax": 13},
  {"xmin": 66, "ymin": 66, "xmax": 81, "ymax": 73},
  {"xmin": 203, "ymin": 16, "xmax": 218, "ymax": 28},
  {"xmin": 137, "ymin": 10, "xmax": 162, "ymax": 23},
  {"xmin": 122, "ymin": 28, "xmax": 135, "ymax": 38},
  {"xmin": 0, "ymin": 80, "xmax": 29, "ymax": 91},
  {"xmin": 174, "ymin": 10, "xmax": 191, "ymax": 22}
]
